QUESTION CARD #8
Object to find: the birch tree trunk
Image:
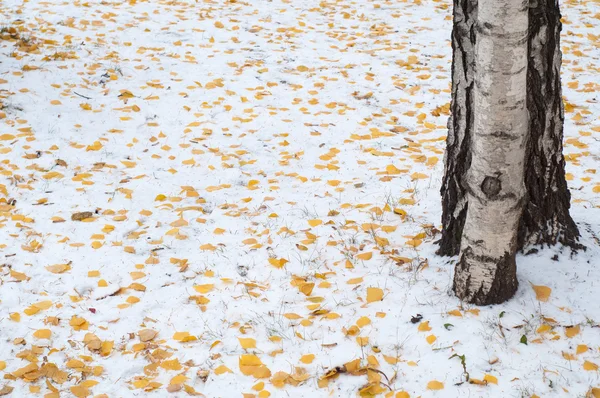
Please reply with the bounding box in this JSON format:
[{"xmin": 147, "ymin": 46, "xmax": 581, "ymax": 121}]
[
  {"xmin": 439, "ymin": 0, "xmax": 582, "ymax": 259},
  {"xmin": 520, "ymin": 0, "xmax": 582, "ymax": 251},
  {"xmin": 438, "ymin": 0, "xmax": 477, "ymax": 257},
  {"xmin": 451, "ymin": 0, "xmax": 529, "ymax": 305}
]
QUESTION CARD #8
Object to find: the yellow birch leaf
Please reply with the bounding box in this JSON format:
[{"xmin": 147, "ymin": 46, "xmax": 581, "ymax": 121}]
[
  {"xmin": 366, "ymin": 287, "xmax": 383, "ymax": 303},
  {"xmin": 239, "ymin": 338, "xmax": 257, "ymax": 349},
  {"xmin": 483, "ymin": 374, "xmax": 498, "ymax": 385},
  {"xmin": 308, "ymin": 219, "xmax": 322, "ymax": 227},
  {"xmin": 418, "ymin": 321, "xmax": 431, "ymax": 332},
  {"xmin": 427, "ymin": 381, "xmax": 444, "ymax": 390},
  {"xmin": 252, "ymin": 382, "xmax": 265, "ymax": 391},
  {"xmin": 214, "ymin": 365, "xmax": 232, "ymax": 375},
  {"xmin": 35, "ymin": 301, "xmax": 53, "ymax": 310},
  {"xmin": 584, "ymin": 361, "xmax": 599, "ymax": 371},
  {"xmin": 347, "ymin": 277, "xmax": 364, "ymax": 285},
  {"xmin": 43, "ymin": 171, "xmax": 63, "ymax": 180},
  {"xmin": 12, "ymin": 363, "xmax": 38, "ymax": 377},
  {"xmin": 161, "ymin": 359, "xmax": 182, "ymax": 371},
  {"xmin": 70, "ymin": 385, "xmax": 90, "ymax": 398},
  {"xmin": 239, "ymin": 355, "xmax": 271, "ymax": 378},
  {"xmin": 170, "ymin": 375, "xmax": 187, "ymax": 385},
  {"xmin": 536, "ymin": 324, "xmax": 552, "ymax": 334},
  {"xmin": 84, "ymin": 333, "xmax": 102, "ymax": 350},
  {"xmin": 173, "ymin": 332, "xmax": 197, "ymax": 342},
  {"xmin": 359, "ymin": 383, "xmax": 386, "ymax": 397},
  {"xmin": 133, "ymin": 379, "xmax": 149, "ymax": 389},
  {"xmin": 253, "ymin": 366, "xmax": 272, "ymax": 379},
  {"xmin": 384, "ymin": 355, "xmax": 399, "ymax": 365},
  {"xmin": 466, "ymin": 309, "xmax": 480, "ymax": 316},
  {"xmin": 66, "ymin": 359, "xmax": 85, "ymax": 369},
  {"xmin": 121, "ymin": 160, "xmax": 136, "ymax": 168},
  {"xmin": 345, "ymin": 325, "xmax": 360, "ymax": 336},
  {"xmin": 69, "ymin": 316, "xmax": 88, "ymax": 331},
  {"xmin": 294, "ymin": 282, "xmax": 313, "ymax": 296},
  {"xmin": 194, "ymin": 284, "xmax": 214, "ymax": 294},
  {"xmin": 91, "ymin": 241, "xmax": 103, "ymax": 249},
  {"xmin": 563, "ymin": 352, "xmax": 576, "ymax": 361},
  {"xmin": 269, "ymin": 258, "xmax": 288, "ymax": 268},
  {"xmin": 565, "ymin": 325, "xmax": 580, "ymax": 338},
  {"xmin": 356, "ymin": 252, "xmax": 373, "ymax": 261},
  {"xmin": 406, "ymin": 238, "xmax": 422, "ymax": 247},
  {"xmin": 33, "ymin": 329, "xmax": 52, "ymax": 339},
  {"xmin": 300, "ymin": 354, "xmax": 315, "ymax": 364},
  {"xmin": 410, "ymin": 172, "xmax": 428, "ymax": 180},
  {"xmin": 86, "ymin": 141, "xmax": 102, "ymax": 151},
  {"xmin": 531, "ymin": 283, "xmax": 551, "ymax": 302}
]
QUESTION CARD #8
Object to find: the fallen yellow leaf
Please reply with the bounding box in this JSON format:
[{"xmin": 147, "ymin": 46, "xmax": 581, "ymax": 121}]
[
  {"xmin": 366, "ymin": 287, "xmax": 383, "ymax": 303},
  {"xmin": 239, "ymin": 338, "xmax": 257, "ymax": 349},
  {"xmin": 531, "ymin": 283, "xmax": 551, "ymax": 302},
  {"xmin": 427, "ymin": 381, "xmax": 444, "ymax": 390}
]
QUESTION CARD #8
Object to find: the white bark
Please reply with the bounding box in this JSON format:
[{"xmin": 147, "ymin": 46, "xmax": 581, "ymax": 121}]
[{"xmin": 453, "ymin": 0, "xmax": 529, "ymax": 304}]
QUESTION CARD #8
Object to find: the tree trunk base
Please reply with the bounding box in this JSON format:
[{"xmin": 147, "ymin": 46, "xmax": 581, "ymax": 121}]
[{"xmin": 453, "ymin": 248, "xmax": 519, "ymax": 305}]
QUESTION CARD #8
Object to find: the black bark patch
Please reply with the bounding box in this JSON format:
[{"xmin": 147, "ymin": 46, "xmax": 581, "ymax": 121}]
[
  {"xmin": 481, "ymin": 176, "xmax": 502, "ymax": 198},
  {"xmin": 490, "ymin": 130, "xmax": 517, "ymax": 140}
]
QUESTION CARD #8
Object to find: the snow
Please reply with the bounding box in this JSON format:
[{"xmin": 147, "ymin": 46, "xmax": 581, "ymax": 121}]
[{"xmin": 0, "ymin": 0, "xmax": 599, "ymax": 397}]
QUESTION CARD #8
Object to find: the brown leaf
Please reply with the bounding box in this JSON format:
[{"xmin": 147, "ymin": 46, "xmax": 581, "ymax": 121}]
[
  {"xmin": 71, "ymin": 212, "xmax": 94, "ymax": 221},
  {"xmin": 138, "ymin": 329, "xmax": 158, "ymax": 342}
]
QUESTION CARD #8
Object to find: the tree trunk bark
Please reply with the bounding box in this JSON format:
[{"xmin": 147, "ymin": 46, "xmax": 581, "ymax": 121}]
[
  {"xmin": 452, "ymin": 0, "xmax": 529, "ymax": 305},
  {"xmin": 438, "ymin": 0, "xmax": 477, "ymax": 257},
  {"xmin": 439, "ymin": 0, "xmax": 582, "ymax": 257},
  {"xmin": 520, "ymin": 0, "xmax": 583, "ymax": 251}
]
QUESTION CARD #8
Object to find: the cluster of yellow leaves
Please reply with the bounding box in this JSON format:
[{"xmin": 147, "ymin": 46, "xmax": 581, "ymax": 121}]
[{"xmin": 239, "ymin": 355, "xmax": 271, "ymax": 378}]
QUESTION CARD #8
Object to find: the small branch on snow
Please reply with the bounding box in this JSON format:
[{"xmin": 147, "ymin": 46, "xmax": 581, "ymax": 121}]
[{"xmin": 73, "ymin": 91, "xmax": 92, "ymax": 100}]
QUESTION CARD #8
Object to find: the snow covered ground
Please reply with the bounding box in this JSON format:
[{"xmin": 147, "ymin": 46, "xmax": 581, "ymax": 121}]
[{"xmin": 0, "ymin": 0, "xmax": 599, "ymax": 396}]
